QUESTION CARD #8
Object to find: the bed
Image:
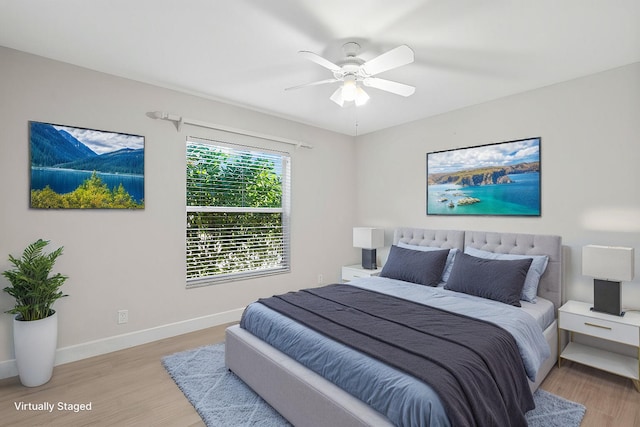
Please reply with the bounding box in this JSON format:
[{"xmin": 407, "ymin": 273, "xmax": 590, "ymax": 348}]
[{"xmin": 225, "ymin": 228, "xmax": 562, "ymax": 426}]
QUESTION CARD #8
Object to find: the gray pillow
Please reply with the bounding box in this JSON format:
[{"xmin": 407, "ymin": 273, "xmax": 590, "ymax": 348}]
[
  {"xmin": 380, "ymin": 245, "xmax": 449, "ymax": 287},
  {"xmin": 397, "ymin": 242, "xmax": 459, "ymax": 283},
  {"xmin": 444, "ymin": 252, "xmax": 532, "ymax": 307},
  {"xmin": 464, "ymin": 246, "xmax": 548, "ymax": 303}
]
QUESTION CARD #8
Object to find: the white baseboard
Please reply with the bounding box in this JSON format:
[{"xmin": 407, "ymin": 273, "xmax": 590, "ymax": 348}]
[{"xmin": 0, "ymin": 308, "xmax": 244, "ymax": 381}]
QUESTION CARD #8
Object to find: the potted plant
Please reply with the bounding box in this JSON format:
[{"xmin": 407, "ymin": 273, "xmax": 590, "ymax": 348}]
[{"xmin": 2, "ymin": 239, "xmax": 68, "ymax": 387}]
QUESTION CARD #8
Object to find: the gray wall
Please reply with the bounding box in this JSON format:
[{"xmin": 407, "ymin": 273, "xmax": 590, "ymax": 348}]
[
  {"xmin": 0, "ymin": 47, "xmax": 357, "ymax": 369},
  {"xmin": 355, "ymin": 62, "xmax": 640, "ymax": 306}
]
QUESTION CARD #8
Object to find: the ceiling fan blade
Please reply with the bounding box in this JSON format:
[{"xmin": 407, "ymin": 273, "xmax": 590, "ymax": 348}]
[
  {"xmin": 361, "ymin": 45, "xmax": 414, "ymax": 76},
  {"xmin": 285, "ymin": 78, "xmax": 339, "ymax": 91},
  {"xmin": 299, "ymin": 50, "xmax": 341, "ymax": 72},
  {"xmin": 363, "ymin": 77, "xmax": 415, "ymax": 97}
]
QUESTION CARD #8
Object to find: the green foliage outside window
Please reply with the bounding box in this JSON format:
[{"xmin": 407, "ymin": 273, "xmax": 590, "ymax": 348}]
[{"xmin": 186, "ymin": 143, "xmax": 288, "ymax": 282}]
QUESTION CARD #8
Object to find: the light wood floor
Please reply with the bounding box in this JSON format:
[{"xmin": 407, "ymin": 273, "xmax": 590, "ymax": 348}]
[{"xmin": 1, "ymin": 322, "xmax": 639, "ymax": 426}]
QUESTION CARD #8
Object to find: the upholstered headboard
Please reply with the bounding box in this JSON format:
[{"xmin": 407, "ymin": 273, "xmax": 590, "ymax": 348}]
[
  {"xmin": 394, "ymin": 228, "xmax": 465, "ymax": 251},
  {"xmin": 393, "ymin": 228, "xmax": 563, "ymax": 311}
]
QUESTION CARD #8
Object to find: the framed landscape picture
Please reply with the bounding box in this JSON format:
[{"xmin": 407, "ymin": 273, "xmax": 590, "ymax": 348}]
[
  {"xmin": 427, "ymin": 137, "xmax": 540, "ymax": 216},
  {"xmin": 29, "ymin": 121, "xmax": 145, "ymax": 209}
]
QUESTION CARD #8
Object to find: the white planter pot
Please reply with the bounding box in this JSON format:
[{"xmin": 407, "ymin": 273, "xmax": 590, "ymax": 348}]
[{"xmin": 13, "ymin": 311, "xmax": 58, "ymax": 387}]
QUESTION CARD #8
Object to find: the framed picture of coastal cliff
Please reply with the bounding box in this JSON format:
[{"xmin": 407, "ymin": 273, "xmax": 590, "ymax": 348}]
[
  {"xmin": 427, "ymin": 137, "xmax": 540, "ymax": 216},
  {"xmin": 29, "ymin": 121, "xmax": 145, "ymax": 209}
]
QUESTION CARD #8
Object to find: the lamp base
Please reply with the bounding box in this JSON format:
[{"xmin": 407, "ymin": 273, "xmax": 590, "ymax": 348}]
[
  {"xmin": 361, "ymin": 249, "xmax": 377, "ymax": 270},
  {"xmin": 591, "ymin": 279, "xmax": 624, "ymax": 316}
]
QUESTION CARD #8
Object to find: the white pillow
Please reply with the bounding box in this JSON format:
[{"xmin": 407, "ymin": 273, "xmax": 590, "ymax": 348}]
[
  {"xmin": 397, "ymin": 242, "xmax": 459, "ymax": 283},
  {"xmin": 463, "ymin": 246, "xmax": 549, "ymax": 303}
]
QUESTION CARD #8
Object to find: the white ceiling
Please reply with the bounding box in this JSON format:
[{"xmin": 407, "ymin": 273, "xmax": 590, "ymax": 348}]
[{"xmin": 1, "ymin": 0, "xmax": 639, "ymax": 136}]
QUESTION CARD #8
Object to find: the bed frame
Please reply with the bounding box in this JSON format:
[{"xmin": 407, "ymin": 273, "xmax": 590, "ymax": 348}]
[{"xmin": 226, "ymin": 228, "xmax": 562, "ymax": 427}]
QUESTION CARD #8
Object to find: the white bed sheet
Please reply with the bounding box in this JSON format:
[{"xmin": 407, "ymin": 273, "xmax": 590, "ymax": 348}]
[{"xmin": 520, "ymin": 296, "xmax": 555, "ymax": 331}]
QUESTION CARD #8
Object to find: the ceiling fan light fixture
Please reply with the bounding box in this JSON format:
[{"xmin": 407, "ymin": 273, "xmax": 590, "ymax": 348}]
[
  {"xmin": 290, "ymin": 42, "xmax": 415, "ymax": 108},
  {"xmin": 330, "ymin": 83, "xmax": 369, "ymax": 107}
]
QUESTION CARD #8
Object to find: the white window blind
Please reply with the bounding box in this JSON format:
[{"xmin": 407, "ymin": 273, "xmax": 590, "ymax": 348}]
[{"xmin": 186, "ymin": 138, "xmax": 291, "ymax": 286}]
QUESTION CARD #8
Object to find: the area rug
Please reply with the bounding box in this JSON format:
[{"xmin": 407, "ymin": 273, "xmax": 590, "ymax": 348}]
[{"xmin": 162, "ymin": 343, "xmax": 586, "ymax": 427}]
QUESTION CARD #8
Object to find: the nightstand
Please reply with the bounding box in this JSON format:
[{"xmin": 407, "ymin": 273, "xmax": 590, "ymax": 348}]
[
  {"xmin": 341, "ymin": 264, "xmax": 382, "ymax": 282},
  {"xmin": 558, "ymin": 300, "xmax": 640, "ymax": 391}
]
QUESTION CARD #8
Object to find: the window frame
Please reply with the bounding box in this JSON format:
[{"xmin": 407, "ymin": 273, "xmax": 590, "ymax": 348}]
[{"xmin": 185, "ymin": 137, "xmax": 291, "ymax": 287}]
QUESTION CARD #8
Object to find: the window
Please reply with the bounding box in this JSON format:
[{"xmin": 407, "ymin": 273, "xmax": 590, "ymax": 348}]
[{"xmin": 186, "ymin": 138, "xmax": 290, "ymax": 286}]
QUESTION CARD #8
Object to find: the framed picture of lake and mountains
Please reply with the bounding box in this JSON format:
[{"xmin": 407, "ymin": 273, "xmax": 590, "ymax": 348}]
[
  {"xmin": 427, "ymin": 137, "xmax": 541, "ymax": 216},
  {"xmin": 29, "ymin": 121, "xmax": 144, "ymax": 209}
]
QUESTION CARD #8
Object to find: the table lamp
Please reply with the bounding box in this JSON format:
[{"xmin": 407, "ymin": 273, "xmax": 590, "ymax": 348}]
[
  {"xmin": 582, "ymin": 245, "xmax": 634, "ymax": 316},
  {"xmin": 353, "ymin": 227, "xmax": 384, "ymax": 269}
]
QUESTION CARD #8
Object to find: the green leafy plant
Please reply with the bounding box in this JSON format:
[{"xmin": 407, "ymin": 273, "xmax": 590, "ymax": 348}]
[{"xmin": 2, "ymin": 239, "xmax": 68, "ymax": 321}]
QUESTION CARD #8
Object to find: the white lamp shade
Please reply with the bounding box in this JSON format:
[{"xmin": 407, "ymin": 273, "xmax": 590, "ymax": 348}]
[
  {"xmin": 582, "ymin": 245, "xmax": 634, "ymax": 281},
  {"xmin": 342, "ymin": 77, "xmax": 357, "ymax": 101},
  {"xmin": 330, "ymin": 87, "xmax": 345, "ymax": 107},
  {"xmin": 353, "ymin": 227, "xmax": 384, "ymax": 249},
  {"xmin": 355, "ymin": 86, "xmax": 370, "ymax": 106}
]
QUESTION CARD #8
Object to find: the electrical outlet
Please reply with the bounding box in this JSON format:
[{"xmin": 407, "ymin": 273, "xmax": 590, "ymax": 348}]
[
  {"xmin": 117, "ymin": 310, "xmax": 128, "ymax": 324},
  {"xmin": 317, "ymin": 274, "xmax": 324, "ymax": 285}
]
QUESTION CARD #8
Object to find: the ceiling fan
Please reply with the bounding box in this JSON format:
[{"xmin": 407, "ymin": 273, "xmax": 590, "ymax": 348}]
[{"xmin": 286, "ymin": 42, "xmax": 416, "ymax": 107}]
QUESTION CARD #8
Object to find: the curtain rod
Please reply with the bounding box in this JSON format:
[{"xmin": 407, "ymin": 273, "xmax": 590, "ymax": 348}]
[{"xmin": 149, "ymin": 111, "xmax": 313, "ymax": 149}]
